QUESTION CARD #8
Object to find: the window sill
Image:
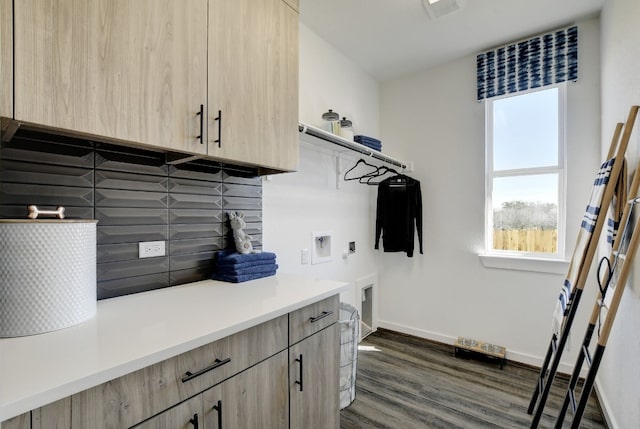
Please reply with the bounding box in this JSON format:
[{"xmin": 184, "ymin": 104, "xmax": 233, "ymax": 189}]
[{"xmin": 478, "ymin": 254, "xmax": 569, "ymax": 274}]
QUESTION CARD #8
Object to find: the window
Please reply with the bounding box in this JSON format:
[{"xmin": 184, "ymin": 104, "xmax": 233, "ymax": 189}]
[{"xmin": 485, "ymin": 85, "xmax": 566, "ymax": 259}]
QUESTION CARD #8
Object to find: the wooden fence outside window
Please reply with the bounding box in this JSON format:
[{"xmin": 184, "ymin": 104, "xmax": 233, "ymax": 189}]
[{"xmin": 493, "ymin": 229, "xmax": 557, "ymax": 253}]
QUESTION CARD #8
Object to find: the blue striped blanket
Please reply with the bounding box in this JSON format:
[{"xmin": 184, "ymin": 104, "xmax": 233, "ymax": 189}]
[{"xmin": 553, "ymin": 158, "xmax": 615, "ymax": 336}]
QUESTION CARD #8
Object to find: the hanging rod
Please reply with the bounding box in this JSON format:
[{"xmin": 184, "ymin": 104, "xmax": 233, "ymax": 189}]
[{"xmin": 298, "ymin": 122, "xmax": 407, "ymax": 169}]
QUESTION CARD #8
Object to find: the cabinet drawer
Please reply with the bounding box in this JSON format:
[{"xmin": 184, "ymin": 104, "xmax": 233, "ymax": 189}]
[
  {"xmin": 289, "ymin": 295, "xmax": 339, "ymax": 345},
  {"xmin": 72, "ymin": 315, "xmax": 287, "ymax": 429}
]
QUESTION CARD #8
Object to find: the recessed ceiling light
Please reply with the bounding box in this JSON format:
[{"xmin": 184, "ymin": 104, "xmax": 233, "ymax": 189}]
[{"xmin": 422, "ymin": 0, "xmax": 465, "ymax": 19}]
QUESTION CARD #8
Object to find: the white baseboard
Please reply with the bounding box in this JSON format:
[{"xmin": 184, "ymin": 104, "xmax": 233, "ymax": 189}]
[
  {"xmin": 594, "ymin": 381, "xmax": 618, "ymax": 429},
  {"xmin": 377, "ymin": 320, "xmax": 577, "ymax": 374}
]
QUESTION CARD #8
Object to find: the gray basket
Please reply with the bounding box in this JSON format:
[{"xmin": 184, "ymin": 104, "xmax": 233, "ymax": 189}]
[{"xmin": 339, "ymin": 302, "xmax": 360, "ymax": 409}]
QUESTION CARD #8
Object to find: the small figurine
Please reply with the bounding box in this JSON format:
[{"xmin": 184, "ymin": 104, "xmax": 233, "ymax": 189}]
[{"xmin": 228, "ymin": 211, "xmax": 258, "ymax": 254}]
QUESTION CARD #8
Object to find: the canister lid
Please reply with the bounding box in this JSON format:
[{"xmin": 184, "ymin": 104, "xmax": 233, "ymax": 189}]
[
  {"xmin": 340, "ymin": 117, "xmax": 352, "ymax": 128},
  {"xmin": 322, "ymin": 109, "xmax": 340, "ymax": 121}
]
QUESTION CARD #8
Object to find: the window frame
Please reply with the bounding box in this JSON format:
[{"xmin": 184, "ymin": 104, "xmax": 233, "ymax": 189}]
[{"xmin": 484, "ymin": 83, "xmax": 567, "ymax": 261}]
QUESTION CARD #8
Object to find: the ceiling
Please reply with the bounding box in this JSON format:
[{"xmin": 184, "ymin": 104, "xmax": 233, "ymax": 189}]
[{"xmin": 299, "ymin": 0, "xmax": 605, "ymax": 81}]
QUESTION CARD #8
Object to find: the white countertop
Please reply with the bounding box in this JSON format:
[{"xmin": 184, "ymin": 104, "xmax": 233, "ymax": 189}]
[{"xmin": 0, "ymin": 274, "xmax": 349, "ymax": 421}]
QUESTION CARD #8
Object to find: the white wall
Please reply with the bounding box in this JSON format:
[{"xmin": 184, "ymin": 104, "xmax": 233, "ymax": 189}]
[
  {"xmin": 263, "ymin": 24, "xmax": 383, "ymax": 308},
  {"xmin": 377, "ymin": 18, "xmax": 602, "ymax": 368},
  {"xmin": 267, "ymin": 11, "xmax": 635, "ymax": 426},
  {"xmin": 268, "ymin": 11, "xmax": 609, "ymax": 384},
  {"xmin": 597, "ymin": 0, "xmax": 640, "ymax": 427}
]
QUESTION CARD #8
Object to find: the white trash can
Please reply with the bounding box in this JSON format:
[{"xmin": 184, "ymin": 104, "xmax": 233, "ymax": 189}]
[{"xmin": 339, "ymin": 302, "xmax": 360, "ymax": 409}]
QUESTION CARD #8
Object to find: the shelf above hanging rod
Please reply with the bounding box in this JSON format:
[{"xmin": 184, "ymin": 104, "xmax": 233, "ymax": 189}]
[{"xmin": 298, "ymin": 122, "xmax": 407, "ymax": 169}]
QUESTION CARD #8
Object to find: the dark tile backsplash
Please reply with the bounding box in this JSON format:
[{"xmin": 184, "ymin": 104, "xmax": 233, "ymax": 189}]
[{"xmin": 0, "ymin": 130, "xmax": 263, "ymax": 299}]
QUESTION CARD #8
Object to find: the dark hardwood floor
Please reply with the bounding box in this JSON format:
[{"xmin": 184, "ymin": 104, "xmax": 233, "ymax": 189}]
[{"xmin": 340, "ymin": 329, "xmax": 606, "ymax": 429}]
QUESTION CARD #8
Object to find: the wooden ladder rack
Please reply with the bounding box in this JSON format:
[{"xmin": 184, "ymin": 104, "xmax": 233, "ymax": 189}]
[{"xmin": 528, "ymin": 105, "xmax": 639, "ymax": 428}]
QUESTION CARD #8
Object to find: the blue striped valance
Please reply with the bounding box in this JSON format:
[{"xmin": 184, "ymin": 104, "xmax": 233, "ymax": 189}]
[{"xmin": 476, "ymin": 26, "xmax": 578, "ymax": 101}]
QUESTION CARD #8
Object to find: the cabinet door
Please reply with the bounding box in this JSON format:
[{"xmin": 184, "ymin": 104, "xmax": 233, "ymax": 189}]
[
  {"xmin": 0, "ymin": 413, "xmax": 30, "ymax": 429},
  {"xmin": 0, "ymin": 0, "xmax": 12, "ymax": 119},
  {"xmin": 208, "ymin": 0, "xmax": 299, "ymax": 171},
  {"xmin": 202, "ymin": 350, "xmax": 288, "ymax": 429},
  {"xmin": 289, "ymin": 324, "xmax": 340, "ymax": 429},
  {"xmin": 12, "ymin": 0, "xmax": 207, "ymax": 155},
  {"xmin": 32, "ymin": 397, "xmax": 71, "ymax": 429},
  {"xmin": 133, "ymin": 395, "xmax": 203, "ymax": 429}
]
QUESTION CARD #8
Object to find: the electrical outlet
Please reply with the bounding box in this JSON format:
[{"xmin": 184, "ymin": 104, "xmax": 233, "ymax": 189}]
[
  {"xmin": 139, "ymin": 241, "xmax": 166, "ymax": 258},
  {"xmin": 349, "ymin": 241, "xmax": 356, "ymax": 254}
]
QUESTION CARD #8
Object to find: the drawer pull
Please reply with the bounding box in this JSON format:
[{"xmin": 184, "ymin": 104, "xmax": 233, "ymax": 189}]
[
  {"xmin": 182, "ymin": 357, "xmax": 231, "ymax": 383},
  {"xmin": 309, "ymin": 310, "xmax": 333, "ymax": 323},
  {"xmin": 189, "ymin": 413, "xmax": 199, "ymax": 429},
  {"xmin": 212, "ymin": 399, "xmax": 223, "ymax": 428},
  {"xmin": 295, "ymin": 354, "xmax": 304, "ymax": 392}
]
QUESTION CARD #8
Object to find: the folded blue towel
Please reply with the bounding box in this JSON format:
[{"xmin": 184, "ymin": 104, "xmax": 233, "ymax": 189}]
[
  {"xmin": 216, "ymin": 250, "xmax": 277, "ymax": 264},
  {"xmin": 216, "ymin": 263, "xmax": 278, "ymax": 276},
  {"xmin": 216, "ymin": 259, "xmax": 276, "ymax": 270},
  {"xmin": 354, "ymin": 135, "xmax": 381, "ymax": 145},
  {"xmin": 212, "ymin": 269, "xmax": 277, "ymax": 283},
  {"xmin": 354, "ymin": 136, "xmax": 382, "ymax": 151},
  {"xmin": 361, "ymin": 142, "xmax": 382, "ymax": 151}
]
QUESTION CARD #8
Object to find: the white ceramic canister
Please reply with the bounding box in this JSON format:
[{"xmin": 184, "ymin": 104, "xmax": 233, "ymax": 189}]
[
  {"xmin": 321, "ymin": 109, "xmax": 341, "ymax": 135},
  {"xmin": 340, "ymin": 117, "xmax": 354, "ymax": 141},
  {"xmin": 0, "ymin": 217, "xmax": 98, "ymax": 337}
]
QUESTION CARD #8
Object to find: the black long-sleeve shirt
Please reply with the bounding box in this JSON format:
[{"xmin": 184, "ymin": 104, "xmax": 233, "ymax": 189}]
[{"xmin": 374, "ymin": 175, "xmax": 423, "ymax": 257}]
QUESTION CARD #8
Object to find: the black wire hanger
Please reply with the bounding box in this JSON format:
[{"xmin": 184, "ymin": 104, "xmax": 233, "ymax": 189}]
[
  {"xmin": 360, "ymin": 166, "xmax": 400, "ymax": 185},
  {"xmin": 344, "ymin": 158, "xmax": 378, "ymax": 181}
]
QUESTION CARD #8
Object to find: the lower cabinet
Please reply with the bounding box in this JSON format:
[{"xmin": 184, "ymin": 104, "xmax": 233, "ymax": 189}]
[
  {"xmin": 128, "ymin": 350, "xmax": 288, "ymax": 429},
  {"xmin": 1, "ymin": 397, "xmax": 71, "ymax": 429},
  {"xmin": 289, "ymin": 324, "xmax": 340, "ymax": 429},
  {"xmin": 32, "ymin": 398, "xmax": 71, "ymax": 429},
  {"xmin": 202, "ymin": 350, "xmax": 288, "ymax": 429},
  {"xmin": 71, "ymin": 316, "xmax": 287, "ymax": 429},
  {"xmin": 0, "ymin": 295, "xmax": 340, "ymax": 429},
  {"xmin": 134, "ymin": 395, "xmax": 203, "ymax": 429}
]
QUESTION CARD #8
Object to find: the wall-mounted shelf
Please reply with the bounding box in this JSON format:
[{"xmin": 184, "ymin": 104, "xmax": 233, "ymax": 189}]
[{"xmin": 298, "ymin": 123, "xmax": 407, "ymax": 169}]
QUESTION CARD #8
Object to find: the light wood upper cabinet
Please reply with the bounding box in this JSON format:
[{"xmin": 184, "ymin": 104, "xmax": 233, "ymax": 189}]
[
  {"xmin": 282, "ymin": 0, "xmax": 299, "ymax": 12},
  {"xmin": 0, "ymin": 0, "xmax": 12, "ymax": 120},
  {"xmin": 208, "ymin": 0, "xmax": 299, "ymax": 171},
  {"xmin": 11, "ymin": 0, "xmax": 207, "ymax": 155},
  {"xmin": 3, "ymin": 0, "xmax": 299, "ymax": 171}
]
